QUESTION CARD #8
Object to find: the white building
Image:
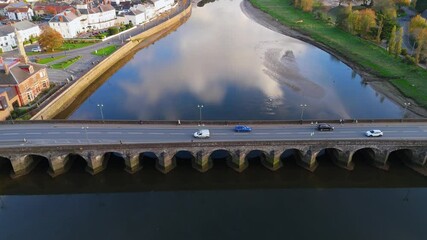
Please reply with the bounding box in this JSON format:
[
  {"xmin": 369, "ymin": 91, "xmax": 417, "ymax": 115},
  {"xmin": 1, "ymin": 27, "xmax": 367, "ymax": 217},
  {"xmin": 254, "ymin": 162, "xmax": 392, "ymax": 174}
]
[
  {"xmin": 0, "ymin": 25, "xmax": 16, "ymax": 52},
  {"xmin": 13, "ymin": 20, "xmax": 41, "ymax": 41},
  {"xmin": 77, "ymin": 3, "xmax": 116, "ymax": 31},
  {"xmin": 134, "ymin": 3, "xmax": 156, "ymax": 21},
  {"xmin": 49, "ymin": 10, "xmax": 82, "ymax": 38},
  {"xmin": 151, "ymin": 0, "xmax": 174, "ymax": 13},
  {"xmin": 124, "ymin": 8, "xmax": 145, "ymax": 25},
  {"xmin": 5, "ymin": 2, "xmax": 34, "ymax": 21}
]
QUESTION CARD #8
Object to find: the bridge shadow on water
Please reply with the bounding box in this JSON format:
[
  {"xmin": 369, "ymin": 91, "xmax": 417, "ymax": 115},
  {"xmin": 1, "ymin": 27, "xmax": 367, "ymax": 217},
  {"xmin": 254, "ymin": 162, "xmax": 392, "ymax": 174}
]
[{"xmin": 0, "ymin": 152, "xmax": 426, "ymax": 195}]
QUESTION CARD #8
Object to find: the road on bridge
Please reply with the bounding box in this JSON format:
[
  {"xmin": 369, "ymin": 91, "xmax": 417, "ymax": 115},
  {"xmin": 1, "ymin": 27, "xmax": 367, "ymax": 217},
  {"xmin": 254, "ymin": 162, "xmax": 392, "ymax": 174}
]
[{"xmin": 0, "ymin": 122, "xmax": 426, "ymax": 148}]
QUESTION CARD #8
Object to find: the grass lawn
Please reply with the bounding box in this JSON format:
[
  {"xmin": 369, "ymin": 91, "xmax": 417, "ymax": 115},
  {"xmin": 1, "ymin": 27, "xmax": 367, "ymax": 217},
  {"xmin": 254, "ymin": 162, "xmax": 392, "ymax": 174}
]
[
  {"xmin": 36, "ymin": 56, "xmax": 66, "ymax": 64},
  {"xmin": 249, "ymin": 0, "xmax": 427, "ymax": 108},
  {"xmin": 92, "ymin": 45, "xmax": 117, "ymax": 56},
  {"xmin": 51, "ymin": 56, "xmax": 82, "ymax": 69},
  {"xmin": 58, "ymin": 42, "xmax": 95, "ymax": 51}
]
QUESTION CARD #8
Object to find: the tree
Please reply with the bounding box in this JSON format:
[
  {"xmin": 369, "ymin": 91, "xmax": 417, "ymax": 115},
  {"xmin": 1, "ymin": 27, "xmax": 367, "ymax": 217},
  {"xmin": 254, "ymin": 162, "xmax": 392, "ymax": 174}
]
[
  {"xmin": 300, "ymin": 0, "xmax": 313, "ymax": 12},
  {"xmin": 395, "ymin": 27, "xmax": 403, "ymax": 57},
  {"xmin": 376, "ymin": 16, "xmax": 384, "ymax": 43},
  {"xmin": 415, "ymin": 29, "xmax": 427, "ymax": 64},
  {"xmin": 395, "ymin": 0, "xmax": 410, "ymax": 8},
  {"xmin": 38, "ymin": 27, "xmax": 63, "ymax": 52},
  {"xmin": 389, "ymin": 25, "xmax": 396, "ymax": 54},
  {"xmin": 359, "ymin": 8, "xmax": 377, "ymax": 38},
  {"xmin": 409, "ymin": 15, "xmax": 427, "ymax": 33},
  {"xmin": 45, "ymin": 6, "xmax": 57, "ymax": 15}
]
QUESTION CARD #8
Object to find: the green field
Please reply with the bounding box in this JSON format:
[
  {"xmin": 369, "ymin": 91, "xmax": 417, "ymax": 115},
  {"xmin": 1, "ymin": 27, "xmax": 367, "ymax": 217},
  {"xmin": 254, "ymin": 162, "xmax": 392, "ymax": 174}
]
[
  {"xmin": 51, "ymin": 56, "xmax": 82, "ymax": 69},
  {"xmin": 92, "ymin": 45, "xmax": 117, "ymax": 56},
  {"xmin": 58, "ymin": 42, "xmax": 95, "ymax": 51},
  {"xmin": 249, "ymin": 0, "xmax": 427, "ymax": 108},
  {"xmin": 36, "ymin": 56, "xmax": 65, "ymax": 64}
]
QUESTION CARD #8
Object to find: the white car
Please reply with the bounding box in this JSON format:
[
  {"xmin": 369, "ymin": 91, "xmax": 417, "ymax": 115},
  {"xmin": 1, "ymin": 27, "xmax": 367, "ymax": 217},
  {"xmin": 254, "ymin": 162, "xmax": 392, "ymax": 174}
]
[
  {"xmin": 193, "ymin": 129, "xmax": 210, "ymax": 138},
  {"xmin": 31, "ymin": 47, "xmax": 42, "ymax": 52},
  {"xmin": 365, "ymin": 129, "xmax": 383, "ymax": 137}
]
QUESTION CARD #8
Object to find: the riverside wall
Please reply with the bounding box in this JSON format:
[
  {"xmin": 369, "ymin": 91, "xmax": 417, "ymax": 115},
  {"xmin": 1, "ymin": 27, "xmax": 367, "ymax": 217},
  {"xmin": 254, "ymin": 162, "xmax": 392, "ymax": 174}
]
[{"xmin": 31, "ymin": 3, "xmax": 192, "ymax": 120}]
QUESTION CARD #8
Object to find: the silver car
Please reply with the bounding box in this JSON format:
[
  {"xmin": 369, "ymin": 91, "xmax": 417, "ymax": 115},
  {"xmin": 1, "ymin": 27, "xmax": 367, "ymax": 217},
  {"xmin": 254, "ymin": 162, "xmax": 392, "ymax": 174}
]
[{"xmin": 365, "ymin": 130, "xmax": 383, "ymax": 137}]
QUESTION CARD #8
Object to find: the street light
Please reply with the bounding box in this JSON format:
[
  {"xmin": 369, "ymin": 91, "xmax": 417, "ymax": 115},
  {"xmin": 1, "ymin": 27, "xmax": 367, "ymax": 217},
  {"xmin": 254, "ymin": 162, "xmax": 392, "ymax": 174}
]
[
  {"xmin": 97, "ymin": 104, "xmax": 104, "ymax": 122},
  {"xmin": 300, "ymin": 104, "xmax": 307, "ymax": 123},
  {"xmin": 197, "ymin": 104, "xmax": 204, "ymax": 126},
  {"xmin": 82, "ymin": 126, "xmax": 89, "ymax": 143},
  {"xmin": 403, "ymin": 102, "xmax": 411, "ymax": 121}
]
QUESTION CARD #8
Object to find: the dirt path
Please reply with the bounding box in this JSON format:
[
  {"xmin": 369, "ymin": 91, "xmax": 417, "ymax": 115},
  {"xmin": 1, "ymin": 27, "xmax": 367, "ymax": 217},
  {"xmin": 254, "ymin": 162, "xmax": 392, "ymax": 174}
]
[{"xmin": 241, "ymin": 0, "xmax": 427, "ymax": 117}]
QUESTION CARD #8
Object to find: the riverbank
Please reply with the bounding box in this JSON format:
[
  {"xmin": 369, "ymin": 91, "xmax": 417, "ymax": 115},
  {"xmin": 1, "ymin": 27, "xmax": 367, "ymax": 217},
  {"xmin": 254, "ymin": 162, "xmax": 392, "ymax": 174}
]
[{"xmin": 244, "ymin": 0, "xmax": 427, "ymax": 117}]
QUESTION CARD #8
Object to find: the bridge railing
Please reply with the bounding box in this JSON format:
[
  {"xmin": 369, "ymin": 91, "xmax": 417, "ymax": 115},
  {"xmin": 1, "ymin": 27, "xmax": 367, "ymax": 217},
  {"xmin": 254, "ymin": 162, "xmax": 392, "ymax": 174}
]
[{"xmin": 1, "ymin": 118, "xmax": 427, "ymax": 126}]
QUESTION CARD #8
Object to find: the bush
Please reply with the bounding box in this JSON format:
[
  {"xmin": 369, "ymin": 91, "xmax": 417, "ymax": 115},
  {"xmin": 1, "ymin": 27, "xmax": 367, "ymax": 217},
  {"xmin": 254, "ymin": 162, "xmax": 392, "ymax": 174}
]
[
  {"xmin": 108, "ymin": 27, "xmax": 119, "ymax": 36},
  {"xmin": 401, "ymin": 48, "xmax": 407, "ymax": 56},
  {"xmin": 404, "ymin": 55, "xmax": 416, "ymax": 64}
]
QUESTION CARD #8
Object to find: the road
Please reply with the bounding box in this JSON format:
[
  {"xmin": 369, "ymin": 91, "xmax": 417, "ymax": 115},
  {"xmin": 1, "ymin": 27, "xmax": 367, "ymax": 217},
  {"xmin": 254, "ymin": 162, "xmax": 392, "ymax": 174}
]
[{"xmin": 0, "ymin": 123, "xmax": 426, "ymax": 148}]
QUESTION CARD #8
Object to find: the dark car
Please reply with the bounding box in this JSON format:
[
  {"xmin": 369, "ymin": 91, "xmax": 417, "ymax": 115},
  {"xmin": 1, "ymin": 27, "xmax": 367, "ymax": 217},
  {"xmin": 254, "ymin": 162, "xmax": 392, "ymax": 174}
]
[
  {"xmin": 234, "ymin": 125, "xmax": 252, "ymax": 132},
  {"xmin": 317, "ymin": 123, "xmax": 334, "ymax": 131}
]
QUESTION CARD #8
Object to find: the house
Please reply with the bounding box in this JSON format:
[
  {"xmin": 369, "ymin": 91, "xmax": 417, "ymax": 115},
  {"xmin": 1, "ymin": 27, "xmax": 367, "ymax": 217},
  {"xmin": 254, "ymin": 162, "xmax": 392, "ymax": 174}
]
[
  {"xmin": 13, "ymin": 20, "xmax": 41, "ymax": 42},
  {"xmin": 133, "ymin": 3, "xmax": 155, "ymax": 21},
  {"xmin": 33, "ymin": 2, "xmax": 74, "ymax": 16},
  {"xmin": 49, "ymin": 10, "xmax": 82, "ymax": 38},
  {"xmin": 5, "ymin": 2, "xmax": 34, "ymax": 21},
  {"xmin": 0, "ymin": 58, "xmax": 50, "ymax": 107},
  {"xmin": 0, "ymin": 24, "xmax": 16, "ymax": 52},
  {"xmin": 77, "ymin": 1, "xmax": 116, "ymax": 31},
  {"xmin": 151, "ymin": 0, "xmax": 174, "ymax": 14},
  {"xmin": 0, "ymin": 87, "xmax": 15, "ymax": 121},
  {"xmin": 124, "ymin": 8, "xmax": 145, "ymax": 25}
]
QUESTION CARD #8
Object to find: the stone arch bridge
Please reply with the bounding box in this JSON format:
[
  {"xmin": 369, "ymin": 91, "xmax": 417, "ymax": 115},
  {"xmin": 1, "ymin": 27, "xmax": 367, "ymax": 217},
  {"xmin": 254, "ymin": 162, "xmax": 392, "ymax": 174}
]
[{"xmin": 1, "ymin": 139, "xmax": 426, "ymax": 178}]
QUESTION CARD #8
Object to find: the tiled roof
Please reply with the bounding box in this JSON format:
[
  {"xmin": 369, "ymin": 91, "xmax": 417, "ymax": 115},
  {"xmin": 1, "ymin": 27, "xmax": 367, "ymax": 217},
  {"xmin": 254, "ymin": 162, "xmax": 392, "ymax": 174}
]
[
  {"xmin": 49, "ymin": 11, "xmax": 79, "ymax": 23},
  {"xmin": 0, "ymin": 25, "xmax": 15, "ymax": 36},
  {"xmin": 13, "ymin": 20, "xmax": 37, "ymax": 31},
  {"xmin": 0, "ymin": 62, "xmax": 45, "ymax": 85}
]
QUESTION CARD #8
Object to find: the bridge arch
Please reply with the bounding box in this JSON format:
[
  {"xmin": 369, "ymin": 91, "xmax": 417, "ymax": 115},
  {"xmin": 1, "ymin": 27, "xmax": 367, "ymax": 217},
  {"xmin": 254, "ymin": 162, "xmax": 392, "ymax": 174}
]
[
  {"xmin": 0, "ymin": 156, "xmax": 13, "ymax": 177},
  {"xmin": 208, "ymin": 149, "xmax": 233, "ymax": 169},
  {"xmin": 352, "ymin": 147, "xmax": 389, "ymax": 170},
  {"xmin": 64, "ymin": 153, "xmax": 89, "ymax": 174},
  {"xmin": 102, "ymin": 151, "xmax": 127, "ymax": 171},
  {"xmin": 387, "ymin": 148, "xmax": 413, "ymax": 167}
]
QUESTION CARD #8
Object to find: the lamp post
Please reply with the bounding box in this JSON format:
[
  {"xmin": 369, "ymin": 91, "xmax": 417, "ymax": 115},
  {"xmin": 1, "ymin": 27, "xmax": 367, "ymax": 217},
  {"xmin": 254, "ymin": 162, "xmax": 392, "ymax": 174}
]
[
  {"xmin": 300, "ymin": 104, "xmax": 307, "ymax": 123},
  {"xmin": 197, "ymin": 104, "xmax": 204, "ymax": 126},
  {"xmin": 403, "ymin": 102, "xmax": 411, "ymax": 121},
  {"xmin": 82, "ymin": 126, "xmax": 89, "ymax": 143},
  {"xmin": 97, "ymin": 104, "xmax": 104, "ymax": 122}
]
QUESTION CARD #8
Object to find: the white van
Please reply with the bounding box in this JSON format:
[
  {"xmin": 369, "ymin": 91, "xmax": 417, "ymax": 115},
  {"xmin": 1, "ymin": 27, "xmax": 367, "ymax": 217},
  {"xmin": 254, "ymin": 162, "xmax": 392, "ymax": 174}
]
[{"xmin": 193, "ymin": 129, "xmax": 210, "ymax": 138}]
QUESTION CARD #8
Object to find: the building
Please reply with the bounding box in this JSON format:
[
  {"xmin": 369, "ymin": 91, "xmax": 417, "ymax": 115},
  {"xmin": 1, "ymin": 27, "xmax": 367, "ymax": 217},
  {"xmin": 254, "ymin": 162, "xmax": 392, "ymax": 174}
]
[
  {"xmin": 77, "ymin": 1, "xmax": 116, "ymax": 31},
  {"xmin": 13, "ymin": 20, "xmax": 41, "ymax": 41},
  {"xmin": 5, "ymin": 2, "xmax": 34, "ymax": 21},
  {"xmin": 124, "ymin": 8, "xmax": 145, "ymax": 25},
  {"xmin": 0, "ymin": 30, "xmax": 50, "ymax": 121},
  {"xmin": 49, "ymin": 10, "xmax": 82, "ymax": 38},
  {"xmin": 151, "ymin": 0, "xmax": 174, "ymax": 14},
  {"xmin": 33, "ymin": 2, "xmax": 74, "ymax": 16},
  {"xmin": 0, "ymin": 25, "xmax": 16, "ymax": 52}
]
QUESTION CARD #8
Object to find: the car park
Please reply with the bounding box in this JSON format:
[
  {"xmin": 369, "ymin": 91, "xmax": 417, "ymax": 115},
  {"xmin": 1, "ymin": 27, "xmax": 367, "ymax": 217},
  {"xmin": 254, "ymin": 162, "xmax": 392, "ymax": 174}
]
[
  {"xmin": 365, "ymin": 129, "xmax": 383, "ymax": 137},
  {"xmin": 234, "ymin": 125, "xmax": 252, "ymax": 132},
  {"xmin": 193, "ymin": 129, "xmax": 210, "ymax": 138},
  {"xmin": 317, "ymin": 123, "xmax": 334, "ymax": 131}
]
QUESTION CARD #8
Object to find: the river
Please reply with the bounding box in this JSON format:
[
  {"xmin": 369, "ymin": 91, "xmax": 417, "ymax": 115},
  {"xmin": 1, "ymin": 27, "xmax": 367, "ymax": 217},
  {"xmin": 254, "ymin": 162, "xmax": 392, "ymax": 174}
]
[{"xmin": 1, "ymin": 1, "xmax": 426, "ymax": 239}]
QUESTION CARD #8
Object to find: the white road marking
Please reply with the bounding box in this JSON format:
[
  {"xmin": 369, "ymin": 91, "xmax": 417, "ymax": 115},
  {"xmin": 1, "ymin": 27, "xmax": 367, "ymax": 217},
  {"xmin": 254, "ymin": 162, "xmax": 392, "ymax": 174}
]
[
  {"xmin": 128, "ymin": 132, "xmax": 144, "ymax": 134},
  {"xmin": 65, "ymin": 132, "xmax": 80, "ymax": 134},
  {"xmin": 147, "ymin": 133, "xmax": 164, "ymax": 135},
  {"xmin": 3, "ymin": 133, "xmax": 19, "ymax": 135},
  {"xmin": 47, "ymin": 132, "xmax": 60, "ymax": 134},
  {"xmin": 107, "ymin": 132, "xmax": 121, "ymax": 134},
  {"xmin": 27, "ymin": 133, "xmax": 41, "ymax": 135},
  {"xmin": 170, "ymin": 133, "xmax": 185, "ymax": 135}
]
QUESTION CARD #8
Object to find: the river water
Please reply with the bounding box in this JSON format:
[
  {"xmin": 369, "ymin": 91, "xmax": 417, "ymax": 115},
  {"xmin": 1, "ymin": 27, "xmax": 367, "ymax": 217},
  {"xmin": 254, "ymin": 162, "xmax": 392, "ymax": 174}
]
[
  {"xmin": 1, "ymin": 1, "xmax": 426, "ymax": 239},
  {"xmin": 67, "ymin": 0, "xmax": 404, "ymax": 121}
]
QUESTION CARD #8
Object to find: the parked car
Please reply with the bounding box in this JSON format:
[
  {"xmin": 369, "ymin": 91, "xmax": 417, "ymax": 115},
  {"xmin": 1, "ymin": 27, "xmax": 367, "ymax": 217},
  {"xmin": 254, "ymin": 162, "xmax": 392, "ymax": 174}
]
[
  {"xmin": 31, "ymin": 47, "xmax": 42, "ymax": 52},
  {"xmin": 193, "ymin": 129, "xmax": 210, "ymax": 138},
  {"xmin": 234, "ymin": 125, "xmax": 252, "ymax": 132},
  {"xmin": 317, "ymin": 123, "xmax": 334, "ymax": 131},
  {"xmin": 365, "ymin": 129, "xmax": 383, "ymax": 137}
]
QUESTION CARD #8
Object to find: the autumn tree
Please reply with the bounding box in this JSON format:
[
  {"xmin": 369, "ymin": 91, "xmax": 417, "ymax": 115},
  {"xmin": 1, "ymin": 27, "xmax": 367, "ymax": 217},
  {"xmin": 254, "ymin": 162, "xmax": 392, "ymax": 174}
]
[
  {"xmin": 347, "ymin": 10, "xmax": 361, "ymax": 34},
  {"xmin": 300, "ymin": 0, "xmax": 313, "ymax": 12},
  {"xmin": 38, "ymin": 27, "xmax": 63, "ymax": 52},
  {"xmin": 394, "ymin": 0, "xmax": 410, "ymax": 8},
  {"xmin": 415, "ymin": 29, "xmax": 427, "ymax": 64},
  {"xmin": 409, "ymin": 15, "xmax": 427, "ymax": 33},
  {"xmin": 388, "ymin": 25, "xmax": 396, "ymax": 54},
  {"xmin": 395, "ymin": 27, "xmax": 403, "ymax": 57},
  {"xmin": 45, "ymin": 6, "xmax": 57, "ymax": 15},
  {"xmin": 359, "ymin": 8, "xmax": 377, "ymax": 38}
]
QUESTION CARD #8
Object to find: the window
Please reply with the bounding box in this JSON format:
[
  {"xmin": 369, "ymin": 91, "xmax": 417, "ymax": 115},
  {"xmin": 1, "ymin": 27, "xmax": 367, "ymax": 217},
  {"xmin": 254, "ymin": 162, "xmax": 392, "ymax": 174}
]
[
  {"xmin": 26, "ymin": 91, "xmax": 34, "ymax": 102},
  {"xmin": 42, "ymin": 80, "xmax": 47, "ymax": 88}
]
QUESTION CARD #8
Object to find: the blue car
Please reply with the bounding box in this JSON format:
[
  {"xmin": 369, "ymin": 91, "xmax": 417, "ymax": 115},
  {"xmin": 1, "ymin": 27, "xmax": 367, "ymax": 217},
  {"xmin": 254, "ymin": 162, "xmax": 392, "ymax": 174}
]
[{"xmin": 234, "ymin": 125, "xmax": 252, "ymax": 132}]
